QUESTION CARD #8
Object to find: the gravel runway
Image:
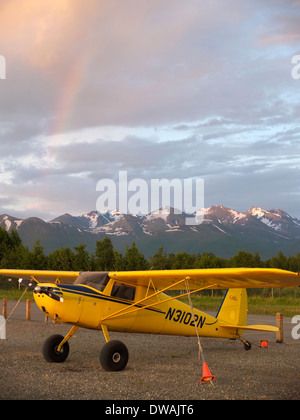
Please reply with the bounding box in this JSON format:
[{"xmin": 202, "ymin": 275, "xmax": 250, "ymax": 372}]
[{"xmin": 0, "ymin": 302, "xmax": 299, "ymax": 400}]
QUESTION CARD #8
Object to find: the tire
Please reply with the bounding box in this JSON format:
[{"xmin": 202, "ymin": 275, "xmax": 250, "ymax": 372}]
[
  {"xmin": 100, "ymin": 340, "xmax": 129, "ymax": 371},
  {"xmin": 244, "ymin": 341, "xmax": 252, "ymax": 351},
  {"xmin": 42, "ymin": 334, "xmax": 70, "ymax": 363}
]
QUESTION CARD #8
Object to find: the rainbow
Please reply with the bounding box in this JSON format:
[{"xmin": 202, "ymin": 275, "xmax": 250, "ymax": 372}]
[{"xmin": 49, "ymin": 48, "xmax": 92, "ymax": 138}]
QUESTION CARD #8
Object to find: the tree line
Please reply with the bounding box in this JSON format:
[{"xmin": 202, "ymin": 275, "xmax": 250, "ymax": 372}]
[{"xmin": 1, "ymin": 226, "xmax": 300, "ymax": 291}]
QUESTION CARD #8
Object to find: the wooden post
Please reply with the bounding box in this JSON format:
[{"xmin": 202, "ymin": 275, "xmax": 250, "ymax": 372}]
[
  {"xmin": 26, "ymin": 299, "xmax": 31, "ymax": 321},
  {"xmin": 2, "ymin": 298, "xmax": 7, "ymax": 319},
  {"xmin": 276, "ymin": 312, "xmax": 283, "ymax": 343}
]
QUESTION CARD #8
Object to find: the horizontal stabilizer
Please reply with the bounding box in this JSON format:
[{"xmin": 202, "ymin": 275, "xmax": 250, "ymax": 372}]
[{"xmin": 220, "ymin": 324, "xmax": 279, "ymax": 332}]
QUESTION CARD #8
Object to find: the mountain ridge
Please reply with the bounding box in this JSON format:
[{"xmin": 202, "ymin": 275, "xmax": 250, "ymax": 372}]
[{"xmin": 1, "ymin": 206, "xmax": 300, "ymax": 259}]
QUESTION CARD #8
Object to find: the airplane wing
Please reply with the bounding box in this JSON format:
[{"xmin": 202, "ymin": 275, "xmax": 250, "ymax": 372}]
[
  {"xmin": 0, "ymin": 269, "xmax": 80, "ymax": 284},
  {"xmin": 1, "ymin": 267, "xmax": 299, "ymax": 289},
  {"xmin": 109, "ymin": 268, "xmax": 300, "ymax": 290}
]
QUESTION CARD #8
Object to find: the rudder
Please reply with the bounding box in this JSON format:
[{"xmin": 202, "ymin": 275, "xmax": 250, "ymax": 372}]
[{"xmin": 216, "ymin": 288, "xmax": 248, "ymax": 326}]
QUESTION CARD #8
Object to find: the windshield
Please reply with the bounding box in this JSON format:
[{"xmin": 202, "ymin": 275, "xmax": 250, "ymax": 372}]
[{"xmin": 74, "ymin": 272, "xmax": 110, "ymax": 292}]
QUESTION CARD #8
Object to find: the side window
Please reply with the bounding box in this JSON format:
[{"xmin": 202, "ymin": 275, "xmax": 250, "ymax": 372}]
[
  {"xmin": 86, "ymin": 279, "xmax": 108, "ymax": 292},
  {"xmin": 111, "ymin": 282, "xmax": 136, "ymax": 301}
]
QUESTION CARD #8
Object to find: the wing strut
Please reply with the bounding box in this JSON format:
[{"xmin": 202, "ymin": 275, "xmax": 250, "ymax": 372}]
[
  {"xmin": 99, "ymin": 277, "xmax": 217, "ymax": 324},
  {"xmin": 99, "ymin": 277, "xmax": 188, "ymax": 324}
]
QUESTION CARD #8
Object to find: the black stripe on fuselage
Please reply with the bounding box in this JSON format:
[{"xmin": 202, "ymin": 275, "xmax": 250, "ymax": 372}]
[{"xmin": 52, "ymin": 284, "xmax": 165, "ymax": 315}]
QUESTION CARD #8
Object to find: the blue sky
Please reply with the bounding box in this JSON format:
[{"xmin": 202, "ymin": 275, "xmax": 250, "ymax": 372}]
[{"xmin": 0, "ymin": 0, "xmax": 300, "ymax": 220}]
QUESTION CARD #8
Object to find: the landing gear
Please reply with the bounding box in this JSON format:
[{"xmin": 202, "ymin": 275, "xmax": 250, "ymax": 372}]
[
  {"xmin": 100, "ymin": 340, "xmax": 129, "ymax": 371},
  {"xmin": 42, "ymin": 325, "xmax": 78, "ymax": 363},
  {"xmin": 237, "ymin": 335, "xmax": 252, "ymax": 351},
  {"xmin": 42, "ymin": 326, "xmax": 129, "ymax": 371},
  {"xmin": 243, "ymin": 340, "xmax": 252, "ymax": 351},
  {"xmin": 42, "ymin": 334, "xmax": 70, "ymax": 363}
]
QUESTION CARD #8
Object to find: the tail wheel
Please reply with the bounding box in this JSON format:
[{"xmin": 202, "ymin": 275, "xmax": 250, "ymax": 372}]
[
  {"xmin": 237, "ymin": 335, "xmax": 252, "ymax": 351},
  {"xmin": 100, "ymin": 340, "xmax": 129, "ymax": 371},
  {"xmin": 244, "ymin": 340, "xmax": 252, "ymax": 351},
  {"xmin": 42, "ymin": 334, "xmax": 70, "ymax": 363}
]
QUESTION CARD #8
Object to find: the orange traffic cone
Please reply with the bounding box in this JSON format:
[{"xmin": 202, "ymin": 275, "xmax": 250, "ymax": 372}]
[
  {"xmin": 200, "ymin": 362, "xmax": 216, "ymax": 384},
  {"xmin": 259, "ymin": 339, "xmax": 269, "ymax": 349}
]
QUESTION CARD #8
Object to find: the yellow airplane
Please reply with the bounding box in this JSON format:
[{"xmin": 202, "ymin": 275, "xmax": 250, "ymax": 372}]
[{"xmin": 0, "ymin": 267, "xmax": 299, "ymax": 372}]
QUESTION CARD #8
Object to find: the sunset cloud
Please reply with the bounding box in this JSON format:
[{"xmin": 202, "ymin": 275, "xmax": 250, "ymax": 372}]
[{"xmin": 0, "ymin": 0, "xmax": 299, "ymax": 220}]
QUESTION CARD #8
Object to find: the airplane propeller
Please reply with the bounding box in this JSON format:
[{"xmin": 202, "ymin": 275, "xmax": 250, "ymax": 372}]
[
  {"xmin": 34, "ymin": 286, "xmax": 64, "ymax": 302},
  {"xmin": 18, "ymin": 278, "xmax": 36, "ymax": 290}
]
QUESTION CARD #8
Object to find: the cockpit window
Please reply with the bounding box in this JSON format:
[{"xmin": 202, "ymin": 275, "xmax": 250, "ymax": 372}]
[
  {"xmin": 111, "ymin": 282, "xmax": 136, "ymax": 301},
  {"xmin": 74, "ymin": 272, "xmax": 110, "ymax": 292}
]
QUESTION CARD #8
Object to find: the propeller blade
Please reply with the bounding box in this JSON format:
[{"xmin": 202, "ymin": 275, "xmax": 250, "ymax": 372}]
[
  {"xmin": 18, "ymin": 278, "xmax": 37, "ymax": 290},
  {"xmin": 34, "ymin": 286, "xmax": 64, "ymax": 302}
]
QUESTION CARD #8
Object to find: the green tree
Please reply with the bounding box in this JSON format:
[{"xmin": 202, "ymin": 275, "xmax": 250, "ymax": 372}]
[
  {"xmin": 113, "ymin": 250, "xmax": 126, "ymax": 271},
  {"xmin": 48, "ymin": 247, "xmax": 74, "ymax": 270},
  {"xmin": 150, "ymin": 246, "xmax": 169, "ymax": 269},
  {"xmin": 94, "ymin": 237, "xmax": 116, "ymax": 271},
  {"xmin": 9, "ymin": 228, "xmax": 22, "ymax": 248},
  {"xmin": 171, "ymin": 251, "xmax": 195, "ymax": 269},
  {"xmin": 28, "ymin": 239, "xmax": 48, "ymax": 269},
  {"xmin": 73, "ymin": 244, "xmax": 90, "ymax": 271},
  {"xmin": 0, "ymin": 228, "xmax": 30, "ymax": 269},
  {"xmin": 269, "ymin": 250, "xmax": 289, "ymax": 270},
  {"xmin": 1, "ymin": 243, "xmax": 30, "ymax": 269},
  {"xmin": 124, "ymin": 242, "xmax": 149, "ymax": 271},
  {"xmin": 0, "ymin": 226, "xmax": 11, "ymax": 262},
  {"xmin": 230, "ymin": 250, "xmax": 262, "ymax": 268},
  {"xmin": 194, "ymin": 252, "xmax": 228, "ymax": 268},
  {"xmin": 287, "ymin": 253, "xmax": 300, "ymax": 272}
]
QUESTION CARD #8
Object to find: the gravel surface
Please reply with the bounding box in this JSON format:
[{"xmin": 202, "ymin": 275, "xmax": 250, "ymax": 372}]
[{"xmin": 0, "ymin": 302, "xmax": 299, "ymax": 400}]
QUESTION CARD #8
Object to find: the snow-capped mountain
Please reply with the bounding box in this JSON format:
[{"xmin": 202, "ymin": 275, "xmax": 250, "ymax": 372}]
[
  {"xmin": 1, "ymin": 206, "xmax": 300, "ymax": 258},
  {"xmin": 198, "ymin": 206, "xmax": 300, "ymax": 238},
  {"xmin": 246, "ymin": 207, "xmax": 300, "ymax": 236},
  {"xmin": 50, "ymin": 210, "xmax": 121, "ymax": 230},
  {"xmin": 0, "ymin": 214, "xmax": 23, "ymax": 231}
]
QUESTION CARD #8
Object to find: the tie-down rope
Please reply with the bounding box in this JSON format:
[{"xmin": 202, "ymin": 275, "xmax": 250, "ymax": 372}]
[
  {"xmin": 0, "ymin": 287, "xmax": 28, "ymax": 333},
  {"xmin": 184, "ymin": 277, "xmax": 214, "ymax": 385}
]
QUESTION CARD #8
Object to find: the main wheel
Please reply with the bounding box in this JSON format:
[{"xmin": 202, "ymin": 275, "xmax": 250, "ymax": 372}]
[
  {"xmin": 100, "ymin": 340, "xmax": 129, "ymax": 371},
  {"xmin": 42, "ymin": 334, "xmax": 70, "ymax": 363}
]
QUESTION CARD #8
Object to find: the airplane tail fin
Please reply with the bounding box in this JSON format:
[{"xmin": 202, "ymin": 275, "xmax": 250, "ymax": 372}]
[
  {"xmin": 217, "ymin": 288, "xmax": 278, "ymax": 334},
  {"xmin": 216, "ymin": 288, "xmax": 248, "ymax": 326}
]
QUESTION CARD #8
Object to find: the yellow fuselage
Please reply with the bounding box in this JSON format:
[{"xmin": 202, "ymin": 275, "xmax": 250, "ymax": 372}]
[{"xmin": 33, "ymin": 281, "xmax": 236, "ymax": 339}]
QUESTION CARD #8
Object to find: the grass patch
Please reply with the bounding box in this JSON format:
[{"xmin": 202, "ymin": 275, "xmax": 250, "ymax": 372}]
[
  {"xmin": 247, "ymin": 296, "xmax": 299, "ymax": 317},
  {"xmin": 0, "ymin": 288, "xmax": 33, "ymax": 301},
  {"xmin": 178, "ymin": 292, "xmax": 300, "ymax": 317}
]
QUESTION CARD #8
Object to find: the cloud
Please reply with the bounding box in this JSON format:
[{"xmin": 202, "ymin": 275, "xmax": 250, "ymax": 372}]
[
  {"xmin": 0, "ymin": 0, "xmax": 298, "ymax": 130},
  {"xmin": 0, "ymin": 0, "xmax": 268, "ymax": 128},
  {"xmin": 0, "ymin": 0, "xmax": 300, "ymax": 219}
]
